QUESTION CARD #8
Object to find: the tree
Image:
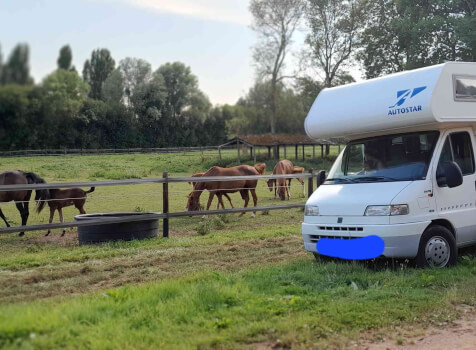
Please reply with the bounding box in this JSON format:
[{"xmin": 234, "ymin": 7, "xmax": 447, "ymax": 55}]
[
  {"xmin": 118, "ymin": 57, "xmax": 152, "ymax": 104},
  {"xmin": 250, "ymin": 0, "xmax": 304, "ymax": 133},
  {"xmin": 156, "ymin": 62, "xmax": 201, "ymax": 118},
  {"xmin": 0, "ymin": 44, "xmax": 3, "ymax": 85},
  {"xmin": 359, "ymin": 0, "xmax": 476, "ymax": 79},
  {"xmin": 57, "ymin": 45, "xmax": 73, "ymax": 71},
  {"xmin": 42, "ymin": 70, "xmax": 90, "ymax": 119},
  {"xmin": 102, "ymin": 69, "xmax": 125, "ymax": 104},
  {"xmin": 2, "ymin": 44, "xmax": 33, "ymax": 85},
  {"xmin": 83, "ymin": 48, "xmax": 115, "ymax": 99},
  {"xmin": 305, "ymin": 0, "xmax": 364, "ymax": 87}
]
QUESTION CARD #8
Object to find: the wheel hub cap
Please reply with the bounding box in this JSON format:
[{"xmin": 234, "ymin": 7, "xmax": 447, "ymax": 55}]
[{"xmin": 425, "ymin": 236, "xmax": 450, "ymax": 267}]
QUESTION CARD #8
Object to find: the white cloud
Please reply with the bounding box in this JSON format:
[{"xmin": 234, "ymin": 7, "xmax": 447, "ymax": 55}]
[{"xmin": 123, "ymin": 0, "xmax": 251, "ymax": 25}]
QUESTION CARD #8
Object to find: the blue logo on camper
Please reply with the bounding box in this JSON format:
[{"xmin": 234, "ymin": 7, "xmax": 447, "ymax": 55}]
[
  {"xmin": 316, "ymin": 235, "xmax": 385, "ymax": 260},
  {"xmin": 388, "ymin": 86, "xmax": 427, "ymax": 116},
  {"xmin": 389, "ymin": 86, "xmax": 427, "ymax": 108}
]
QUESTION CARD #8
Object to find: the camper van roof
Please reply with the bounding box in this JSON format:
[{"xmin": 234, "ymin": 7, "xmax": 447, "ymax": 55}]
[{"xmin": 304, "ymin": 62, "xmax": 476, "ymax": 140}]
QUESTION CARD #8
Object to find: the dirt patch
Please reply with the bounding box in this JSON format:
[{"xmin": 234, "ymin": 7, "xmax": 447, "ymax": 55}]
[
  {"xmin": 360, "ymin": 305, "xmax": 476, "ymax": 350},
  {"xmin": 27, "ymin": 230, "xmax": 79, "ymax": 245}
]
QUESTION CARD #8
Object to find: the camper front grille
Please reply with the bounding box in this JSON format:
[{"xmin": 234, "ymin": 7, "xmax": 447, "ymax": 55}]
[
  {"xmin": 308, "ymin": 235, "xmax": 361, "ymax": 244},
  {"xmin": 317, "ymin": 226, "xmax": 364, "ymax": 232}
]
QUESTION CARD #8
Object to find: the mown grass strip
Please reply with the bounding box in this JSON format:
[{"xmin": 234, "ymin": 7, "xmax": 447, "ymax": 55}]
[{"xmin": 1, "ymin": 257, "xmax": 476, "ymax": 349}]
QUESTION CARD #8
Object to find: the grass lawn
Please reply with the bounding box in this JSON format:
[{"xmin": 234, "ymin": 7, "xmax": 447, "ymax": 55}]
[{"xmin": 0, "ymin": 149, "xmax": 476, "ymax": 349}]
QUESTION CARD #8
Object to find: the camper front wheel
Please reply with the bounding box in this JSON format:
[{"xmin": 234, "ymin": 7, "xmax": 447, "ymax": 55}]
[{"xmin": 415, "ymin": 225, "xmax": 457, "ymax": 268}]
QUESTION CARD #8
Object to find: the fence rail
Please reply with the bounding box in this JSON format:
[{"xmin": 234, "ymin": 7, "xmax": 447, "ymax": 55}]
[{"xmin": 0, "ymin": 171, "xmax": 326, "ymax": 237}]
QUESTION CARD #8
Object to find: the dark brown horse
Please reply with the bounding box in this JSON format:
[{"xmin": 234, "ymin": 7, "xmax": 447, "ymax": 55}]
[
  {"xmin": 37, "ymin": 187, "xmax": 95, "ymax": 236},
  {"xmin": 186, "ymin": 165, "xmax": 259, "ymax": 217},
  {"xmin": 0, "ymin": 171, "xmax": 46, "ymax": 236}
]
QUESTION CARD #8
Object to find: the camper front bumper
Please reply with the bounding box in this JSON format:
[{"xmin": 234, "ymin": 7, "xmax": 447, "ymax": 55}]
[{"xmin": 301, "ymin": 221, "xmax": 430, "ymax": 258}]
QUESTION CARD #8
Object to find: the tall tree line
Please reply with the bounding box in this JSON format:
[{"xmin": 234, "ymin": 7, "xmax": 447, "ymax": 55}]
[{"xmin": 0, "ymin": 44, "xmax": 227, "ymax": 151}]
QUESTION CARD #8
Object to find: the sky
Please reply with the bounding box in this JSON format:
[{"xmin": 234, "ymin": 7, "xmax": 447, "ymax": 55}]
[{"xmin": 0, "ymin": 0, "xmax": 259, "ymax": 105}]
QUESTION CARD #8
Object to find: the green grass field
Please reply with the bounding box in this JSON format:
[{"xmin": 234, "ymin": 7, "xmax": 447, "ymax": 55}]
[{"xmin": 0, "ymin": 148, "xmax": 475, "ymax": 349}]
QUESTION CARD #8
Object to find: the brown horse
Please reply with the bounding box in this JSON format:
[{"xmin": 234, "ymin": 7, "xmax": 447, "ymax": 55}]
[
  {"xmin": 37, "ymin": 187, "xmax": 95, "ymax": 236},
  {"xmin": 186, "ymin": 165, "xmax": 259, "ymax": 217},
  {"xmin": 188, "ymin": 172, "xmax": 234, "ymax": 209},
  {"xmin": 266, "ymin": 160, "xmax": 303, "ymax": 200},
  {"xmin": 0, "ymin": 171, "xmax": 46, "ymax": 236}
]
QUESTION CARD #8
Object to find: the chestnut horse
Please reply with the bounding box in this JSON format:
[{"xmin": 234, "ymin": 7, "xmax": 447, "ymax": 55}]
[
  {"xmin": 188, "ymin": 172, "xmax": 234, "ymax": 209},
  {"xmin": 37, "ymin": 187, "xmax": 95, "ymax": 236},
  {"xmin": 0, "ymin": 171, "xmax": 46, "ymax": 236},
  {"xmin": 186, "ymin": 165, "xmax": 259, "ymax": 217},
  {"xmin": 266, "ymin": 160, "xmax": 304, "ymax": 200}
]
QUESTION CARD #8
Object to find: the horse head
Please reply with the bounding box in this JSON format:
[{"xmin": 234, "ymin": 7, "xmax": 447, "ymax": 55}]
[
  {"xmin": 186, "ymin": 192, "xmax": 201, "ymax": 212},
  {"xmin": 266, "ymin": 179, "xmax": 274, "ymax": 192}
]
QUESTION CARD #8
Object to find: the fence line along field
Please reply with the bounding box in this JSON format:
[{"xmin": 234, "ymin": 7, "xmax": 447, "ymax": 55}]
[{"xmin": 1, "ymin": 149, "xmax": 476, "ymax": 349}]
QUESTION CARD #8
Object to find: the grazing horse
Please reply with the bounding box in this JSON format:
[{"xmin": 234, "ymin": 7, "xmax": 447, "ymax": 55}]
[
  {"xmin": 37, "ymin": 187, "xmax": 95, "ymax": 236},
  {"xmin": 186, "ymin": 165, "xmax": 259, "ymax": 217},
  {"xmin": 266, "ymin": 160, "xmax": 303, "ymax": 200},
  {"xmin": 188, "ymin": 172, "xmax": 234, "ymax": 209},
  {"xmin": 0, "ymin": 171, "xmax": 46, "ymax": 236}
]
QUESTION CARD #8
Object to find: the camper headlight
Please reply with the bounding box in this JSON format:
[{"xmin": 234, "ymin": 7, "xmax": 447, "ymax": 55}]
[
  {"xmin": 305, "ymin": 205, "xmax": 319, "ymax": 216},
  {"xmin": 365, "ymin": 205, "xmax": 409, "ymax": 216}
]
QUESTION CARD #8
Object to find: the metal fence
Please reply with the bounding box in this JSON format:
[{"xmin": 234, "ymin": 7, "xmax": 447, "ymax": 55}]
[{"xmin": 0, "ymin": 170, "xmax": 326, "ymax": 237}]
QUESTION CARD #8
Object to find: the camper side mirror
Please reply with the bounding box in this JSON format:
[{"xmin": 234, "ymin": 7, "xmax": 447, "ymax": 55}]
[
  {"xmin": 437, "ymin": 161, "xmax": 463, "ymax": 188},
  {"xmin": 316, "ymin": 170, "xmax": 326, "ymax": 188}
]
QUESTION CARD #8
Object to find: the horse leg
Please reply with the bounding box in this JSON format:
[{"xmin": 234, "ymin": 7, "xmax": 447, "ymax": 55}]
[
  {"xmin": 59, "ymin": 208, "xmax": 66, "ymax": 237},
  {"xmin": 217, "ymin": 194, "xmax": 226, "ymax": 210},
  {"xmin": 0, "ymin": 208, "xmax": 10, "ymax": 227},
  {"xmin": 250, "ymin": 189, "xmax": 258, "ymax": 218},
  {"xmin": 224, "ymin": 193, "xmax": 234, "ymax": 208},
  {"xmin": 274, "ymin": 180, "xmax": 277, "ymax": 199},
  {"xmin": 76, "ymin": 203, "xmax": 86, "ymax": 215},
  {"xmin": 15, "ymin": 202, "xmax": 26, "ymax": 237},
  {"xmin": 45, "ymin": 207, "xmax": 55, "ymax": 236},
  {"xmin": 203, "ymin": 192, "xmax": 215, "ymax": 219},
  {"xmin": 286, "ymin": 182, "xmax": 290, "ymax": 200},
  {"xmin": 288, "ymin": 179, "xmax": 292, "ymax": 199},
  {"xmin": 239, "ymin": 190, "xmax": 249, "ymax": 217}
]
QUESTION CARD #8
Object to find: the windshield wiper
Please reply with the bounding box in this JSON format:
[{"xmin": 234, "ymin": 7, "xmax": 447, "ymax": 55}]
[
  {"xmin": 325, "ymin": 177, "xmax": 356, "ymax": 183},
  {"xmin": 353, "ymin": 176, "xmax": 398, "ymax": 182}
]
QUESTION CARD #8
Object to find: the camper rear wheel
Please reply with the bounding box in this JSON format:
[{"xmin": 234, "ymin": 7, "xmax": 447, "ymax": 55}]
[{"xmin": 415, "ymin": 225, "xmax": 457, "ymax": 268}]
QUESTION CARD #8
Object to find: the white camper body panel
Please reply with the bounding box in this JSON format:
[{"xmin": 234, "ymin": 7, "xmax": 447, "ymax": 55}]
[
  {"xmin": 302, "ymin": 62, "xmax": 476, "ymax": 265},
  {"xmin": 305, "ymin": 62, "xmax": 476, "ymax": 140}
]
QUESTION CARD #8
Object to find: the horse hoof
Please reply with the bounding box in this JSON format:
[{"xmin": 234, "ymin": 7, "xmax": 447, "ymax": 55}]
[
  {"xmin": 201, "ymin": 215, "xmax": 207, "ymax": 219},
  {"xmin": 19, "ymin": 232, "xmax": 24, "ymax": 237},
  {"xmin": 45, "ymin": 232, "xmax": 50, "ymax": 237},
  {"xmin": 251, "ymin": 213, "xmax": 255, "ymax": 218}
]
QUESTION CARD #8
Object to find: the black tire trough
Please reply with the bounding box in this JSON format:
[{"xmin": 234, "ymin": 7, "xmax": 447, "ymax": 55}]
[{"xmin": 75, "ymin": 212, "xmax": 159, "ymax": 245}]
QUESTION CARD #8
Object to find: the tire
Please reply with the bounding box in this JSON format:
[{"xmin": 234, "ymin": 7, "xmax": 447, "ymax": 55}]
[
  {"xmin": 415, "ymin": 225, "xmax": 457, "ymax": 268},
  {"xmin": 76, "ymin": 213, "xmax": 159, "ymax": 245}
]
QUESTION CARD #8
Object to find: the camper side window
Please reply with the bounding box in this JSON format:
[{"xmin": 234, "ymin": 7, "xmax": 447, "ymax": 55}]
[
  {"xmin": 437, "ymin": 132, "xmax": 475, "ymax": 176},
  {"xmin": 454, "ymin": 76, "xmax": 476, "ymax": 102}
]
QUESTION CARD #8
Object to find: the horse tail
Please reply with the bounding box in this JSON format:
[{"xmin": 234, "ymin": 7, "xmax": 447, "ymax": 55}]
[
  {"xmin": 22, "ymin": 172, "xmax": 49, "ymax": 214},
  {"xmin": 85, "ymin": 187, "xmax": 95, "ymax": 194}
]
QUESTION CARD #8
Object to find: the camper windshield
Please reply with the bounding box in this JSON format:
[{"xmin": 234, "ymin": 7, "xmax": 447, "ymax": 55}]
[{"xmin": 326, "ymin": 131, "xmax": 440, "ymax": 183}]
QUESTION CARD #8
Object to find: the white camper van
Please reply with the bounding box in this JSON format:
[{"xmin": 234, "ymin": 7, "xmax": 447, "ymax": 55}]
[{"xmin": 302, "ymin": 62, "xmax": 476, "ymax": 267}]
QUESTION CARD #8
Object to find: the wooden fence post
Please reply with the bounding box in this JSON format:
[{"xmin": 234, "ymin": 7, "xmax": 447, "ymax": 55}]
[
  {"xmin": 218, "ymin": 147, "xmax": 222, "ymax": 160},
  {"xmin": 302, "ymin": 145, "xmax": 305, "ymax": 161},
  {"xmin": 162, "ymin": 172, "xmax": 169, "ymax": 238},
  {"xmin": 308, "ymin": 168, "xmax": 314, "ymax": 198},
  {"xmin": 295, "ymin": 145, "xmax": 298, "ymax": 160}
]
